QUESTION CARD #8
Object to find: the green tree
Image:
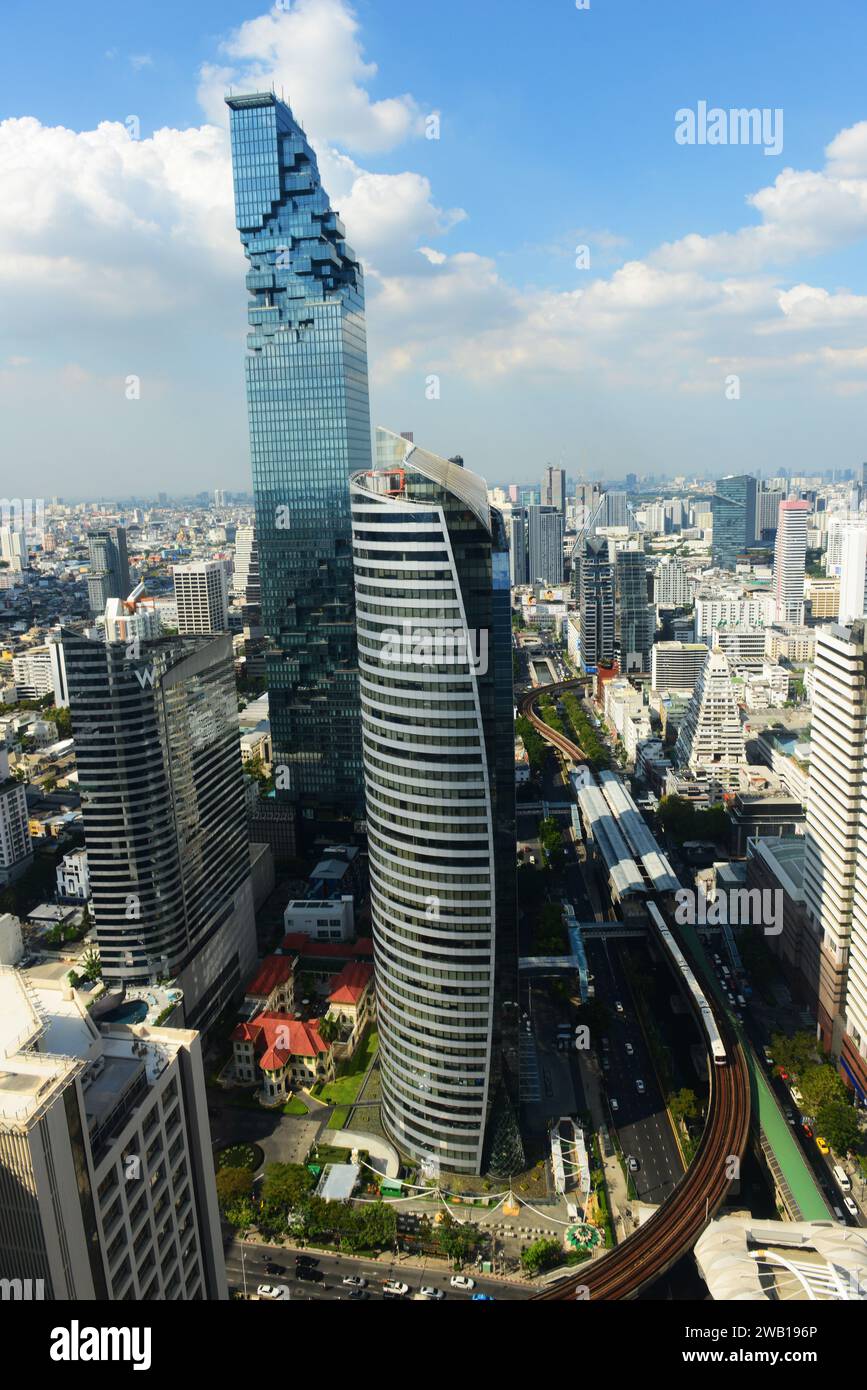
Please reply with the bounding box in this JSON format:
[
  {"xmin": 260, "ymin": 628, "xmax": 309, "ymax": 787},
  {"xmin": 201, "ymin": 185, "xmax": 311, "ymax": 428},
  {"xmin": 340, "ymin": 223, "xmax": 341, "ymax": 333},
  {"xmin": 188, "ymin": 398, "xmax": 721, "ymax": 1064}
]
[
  {"xmin": 521, "ymin": 1237, "xmax": 563, "ymax": 1275},
  {"xmin": 435, "ymin": 1213, "xmax": 477, "ymax": 1267},
  {"xmin": 669, "ymin": 1088, "xmax": 700, "ymax": 1124},
  {"xmin": 770, "ymin": 1030, "xmax": 818, "ymax": 1078},
  {"xmin": 318, "ymin": 1014, "xmax": 341, "ymax": 1044},
  {"xmin": 261, "ymin": 1162, "xmax": 315, "ymax": 1213},
  {"xmin": 359, "ymin": 1200, "xmax": 397, "ymax": 1249},
  {"xmin": 79, "ymin": 945, "xmax": 102, "ymax": 983},
  {"xmin": 656, "ymin": 795, "xmax": 696, "ymax": 843},
  {"xmin": 816, "ymin": 1100, "xmax": 861, "ymax": 1156},
  {"xmin": 800, "ymin": 1063, "xmax": 847, "ymax": 1115},
  {"xmin": 215, "ymin": 1166, "xmax": 254, "ymax": 1209}
]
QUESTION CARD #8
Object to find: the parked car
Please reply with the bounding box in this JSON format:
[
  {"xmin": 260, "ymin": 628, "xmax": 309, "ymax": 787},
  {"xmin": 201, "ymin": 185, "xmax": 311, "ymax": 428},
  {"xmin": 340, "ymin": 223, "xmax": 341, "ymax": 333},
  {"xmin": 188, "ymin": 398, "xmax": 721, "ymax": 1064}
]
[
  {"xmin": 844, "ymin": 1196, "xmax": 860, "ymax": 1219},
  {"xmin": 635, "ymin": 1079, "xmax": 646, "ymax": 1095},
  {"xmin": 450, "ymin": 1275, "xmax": 476, "ymax": 1291},
  {"xmin": 257, "ymin": 1285, "xmax": 290, "ymax": 1300},
  {"xmin": 628, "ymin": 1156, "xmax": 640, "ymax": 1172}
]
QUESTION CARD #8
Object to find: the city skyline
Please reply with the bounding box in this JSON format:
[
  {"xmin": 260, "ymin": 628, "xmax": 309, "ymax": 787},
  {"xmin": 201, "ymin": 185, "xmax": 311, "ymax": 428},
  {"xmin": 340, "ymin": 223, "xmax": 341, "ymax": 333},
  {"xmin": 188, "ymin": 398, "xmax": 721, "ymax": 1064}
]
[{"xmin": 3, "ymin": 0, "xmax": 867, "ymax": 492}]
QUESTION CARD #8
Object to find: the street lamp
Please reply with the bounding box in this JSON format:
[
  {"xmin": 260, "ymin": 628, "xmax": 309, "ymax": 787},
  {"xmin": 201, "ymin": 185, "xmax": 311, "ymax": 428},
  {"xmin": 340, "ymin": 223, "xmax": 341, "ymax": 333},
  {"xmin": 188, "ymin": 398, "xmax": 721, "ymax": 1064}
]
[{"xmin": 241, "ymin": 1244, "xmax": 248, "ymax": 1300}]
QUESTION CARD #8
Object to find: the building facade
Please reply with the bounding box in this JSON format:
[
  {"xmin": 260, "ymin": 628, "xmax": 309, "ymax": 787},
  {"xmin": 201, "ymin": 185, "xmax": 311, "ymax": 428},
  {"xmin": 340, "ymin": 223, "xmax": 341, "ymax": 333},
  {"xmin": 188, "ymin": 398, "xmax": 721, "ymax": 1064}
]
[
  {"xmin": 772, "ymin": 499, "xmax": 810, "ymax": 624},
  {"xmin": 711, "ymin": 475, "xmax": 757, "ymax": 570},
  {"xmin": 86, "ymin": 529, "xmax": 130, "ymax": 617},
  {"xmin": 226, "ymin": 92, "xmax": 372, "ymax": 834},
  {"xmin": 173, "ymin": 561, "xmax": 230, "ymax": 635},
  {"xmin": 578, "ymin": 536, "xmax": 615, "ymax": 672},
  {"xmin": 527, "ymin": 505, "xmax": 564, "ymax": 585},
  {"xmin": 61, "ymin": 628, "xmax": 257, "ymax": 1034},
  {"xmin": 350, "ymin": 429, "xmax": 519, "ymax": 1175}
]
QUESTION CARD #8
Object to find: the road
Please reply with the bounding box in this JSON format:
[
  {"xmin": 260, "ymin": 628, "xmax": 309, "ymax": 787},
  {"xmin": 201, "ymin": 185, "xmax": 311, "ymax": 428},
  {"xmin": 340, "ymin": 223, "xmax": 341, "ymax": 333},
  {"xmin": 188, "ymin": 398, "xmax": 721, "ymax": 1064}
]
[
  {"xmin": 225, "ymin": 1238, "xmax": 528, "ymax": 1301},
  {"xmin": 586, "ymin": 940, "xmax": 684, "ymax": 1205}
]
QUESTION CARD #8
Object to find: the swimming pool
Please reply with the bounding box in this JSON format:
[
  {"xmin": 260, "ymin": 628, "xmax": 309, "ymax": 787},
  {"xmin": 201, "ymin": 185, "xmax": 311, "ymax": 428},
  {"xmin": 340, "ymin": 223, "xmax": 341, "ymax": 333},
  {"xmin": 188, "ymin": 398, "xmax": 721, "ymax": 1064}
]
[{"xmin": 103, "ymin": 999, "xmax": 149, "ymax": 1025}]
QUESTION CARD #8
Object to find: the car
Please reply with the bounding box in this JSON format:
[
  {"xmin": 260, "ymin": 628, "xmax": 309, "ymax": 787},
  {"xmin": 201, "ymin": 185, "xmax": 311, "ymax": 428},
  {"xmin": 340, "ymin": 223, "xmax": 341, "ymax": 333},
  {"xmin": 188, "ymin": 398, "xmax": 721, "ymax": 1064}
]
[
  {"xmin": 601, "ymin": 1037, "xmax": 610, "ymax": 1051},
  {"xmin": 264, "ymin": 1262, "xmax": 285, "ymax": 1276},
  {"xmin": 844, "ymin": 1197, "xmax": 860, "ymax": 1219},
  {"xmin": 419, "ymin": 1286, "xmax": 445, "ymax": 1300},
  {"xmin": 625, "ymin": 1042, "xmax": 634, "ymax": 1057},
  {"xmin": 342, "ymin": 1275, "xmax": 368, "ymax": 1288},
  {"xmin": 791, "ymin": 1087, "xmax": 805, "ymax": 1106},
  {"xmin": 628, "ymin": 1157, "xmax": 640, "ymax": 1172},
  {"xmin": 296, "ymin": 1266, "xmax": 323, "ymax": 1283},
  {"xmin": 713, "ymin": 954, "xmax": 721, "ymax": 966},
  {"xmin": 762, "ymin": 1047, "xmax": 774, "ymax": 1067},
  {"xmin": 295, "ymin": 1254, "xmax": 317, "ymax": 1266},
  {"xmin": 257, "ymin": 1284, "xmax": 290, "ymax": 1300},
  {"xmin": 785, "ymin": 1108, "xmax": 796, "ymax": 1126},
  {"xmin": 472, "ymin": 1293, "xmax": 495, "ymax": 1300},
  {"xmin": 614, "ymin": 1001, "xmax": 624, "ymax": 1015},
  {"xmin": 348, "ymin": 1288, "xmax": 368, "ymax": 1299},
  {"xmin": 382, "ymin": 1280, "xmax": 410, "ymax": 1297},
  {"xmin": 450, "ymin": 1275, "xmax": 476, "ymax": 1291},
  {"xmin": 833, "ymin": 1205, "xmax": 846, "ymax": 1222},
  {"xmin": 610, "ymin": 1097, "xmax": 619, "ymax": 1113},
  {"xmin": 635, "ymin": 1079, "xmax": 645, "ymax": 1095},
  {"xmin": 602, "ymin": 1057, "xmax": 610, "ymax": 1071},
  {"xmin": 778, "ymin": 1069, "xmax": 789, "ymax": 1081},
  {"xmin": 802, "ymin": 1122, "xmax": 814, "ymax": 1139},
  {"xmin": 816, "ymin": 1136, "xmax": 831, "ymax": 1155}
]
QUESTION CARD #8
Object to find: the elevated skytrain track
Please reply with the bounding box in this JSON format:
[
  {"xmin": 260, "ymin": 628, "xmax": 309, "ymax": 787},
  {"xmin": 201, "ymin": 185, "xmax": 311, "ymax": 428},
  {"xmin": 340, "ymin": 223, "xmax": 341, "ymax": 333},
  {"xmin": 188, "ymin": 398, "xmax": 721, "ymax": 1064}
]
[{"xmin": 521, "ymin": 679, "xmax": 752, "ymax": 1299}]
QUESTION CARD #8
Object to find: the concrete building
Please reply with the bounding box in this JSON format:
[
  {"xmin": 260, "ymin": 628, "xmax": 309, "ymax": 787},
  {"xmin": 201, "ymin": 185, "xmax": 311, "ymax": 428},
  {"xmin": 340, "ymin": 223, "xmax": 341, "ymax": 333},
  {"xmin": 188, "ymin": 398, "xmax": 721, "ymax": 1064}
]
[
  {"xmin": 674, "ymin": 649, "xmax": 747, "ymax": 780},
  {"xmin": 173, "ymin": 561, "xmax": 230, "ymax": 635},
  {"xmin": 579, "ymin": 536, "xmax": 615, "ymax": 673},
  {"xmin": 695, "ymin": 1217, "xmax": 867, "ymax": 1301},
  {"xmin": 283, "ymin": 895, "xmax": 355, "ymax": 942},
  {"xmin": 710, "ymin": 626, "xmax": 767, "ymax": 669},
  {"xmin": 541, "ymin": 465, "xmax": 566, "ymax": 516},
  {"xmin": 0, "ymin": 526, "xmax": 28, "ymax": 572},
  {"xmin": 86, "ymin": 529, "xmax": 130, "ymax": 618},
  {"xmin": 695, "ymin": 593, "xmax": 775, "ymax": 641},
  {"xmin": 11, "ymin": 647, "xmax": 55, "ymax": 700},
  {"xmin": 808, "ymin": 577, "xmax": 840, "ymax": 621},
  {"xmin": 0, "ymin": 966, "xmax": 227, "ymax": 1299},
  {"xmin": 651, "ymin": 641, "xmax": 709, "ymax": 694},
  {"xmin": 772, "ymin": 499, "xmax": 810, "ymax": 624},
  {"xmin": 654, "ymin": 556, "xmax": 690, "ymax": 608},
  {"xmin": 0, "ymin": 744, "xmax": 32, "ymax": 886},
  {"xmin": 508, "ymin": 507, "xmax": 528, "ymax": 587},
  {"xmin": 56, "ymin": 847, "xmax": 90, "ymax": 902},
  {"xmin": 616, "ymin": 549, "xmax": 654, "ymax": 674},
  {"xmin": 804, "ymin": 622, "xmax": 867, "ymax": 1094},
  {"xmin": 527, "ymin": 505, "xmax": 564, "ymax": 585}
]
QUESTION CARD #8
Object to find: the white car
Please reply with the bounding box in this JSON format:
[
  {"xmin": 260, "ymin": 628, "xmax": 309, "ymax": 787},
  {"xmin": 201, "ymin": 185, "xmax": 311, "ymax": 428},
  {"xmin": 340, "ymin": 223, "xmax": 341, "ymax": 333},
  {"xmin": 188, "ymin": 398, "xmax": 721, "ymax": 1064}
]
[
  {"xmin": 625, "ymin": 1042, "xmax": 634, "ymax": 1057},
  {"xmin": 635, "ymin": 1079, "xmax": 646, "ymax": 1095},
  {"xmin": 610, "ymin": 1098, "xmax": 619, "ymax": 1113},
  {"xmin": 382, "ymin": 1280, "xmax": 410, "ymax": 1297},
  {"xmin": 419, "ymin": 1285, "xmax": 445, "ymax": 1300},
  {"xmin": 614, "ymin": 1001, "xmax": 625, "ymax": 1015},
  {"xmin": 342, "ymin": 1275, "xmax": 368, "ymax": 1288},
  {"xmin": 257, "ymin": 1284, "xmax": 290, "ymax": 1300},
  {"xmin": 844, "ymin": 1197, "xmax": 860, "ymax": 1219},
  {"xmin": 450, "ymin": 1275, "xmax": 476, "ymax": 1291}
]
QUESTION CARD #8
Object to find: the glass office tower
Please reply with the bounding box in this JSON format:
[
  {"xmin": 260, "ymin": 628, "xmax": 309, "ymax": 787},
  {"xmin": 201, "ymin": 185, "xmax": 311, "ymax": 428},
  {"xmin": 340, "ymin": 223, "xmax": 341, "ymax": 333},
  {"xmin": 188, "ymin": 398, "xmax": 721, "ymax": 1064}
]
[
  {"xmin": 86, "ymin": 528, "xmax": 130, "ymax": 617},
  {"xmin": 226, "ymin": 93, "xmax": 372, "ymax": 831},
  {"xmin": 350, "ymin": 429, "xmax": 519, "ymax": 1174},
  {"xmin": 711, "ymin": 475, "xmax": 757, "ymax": 570}
]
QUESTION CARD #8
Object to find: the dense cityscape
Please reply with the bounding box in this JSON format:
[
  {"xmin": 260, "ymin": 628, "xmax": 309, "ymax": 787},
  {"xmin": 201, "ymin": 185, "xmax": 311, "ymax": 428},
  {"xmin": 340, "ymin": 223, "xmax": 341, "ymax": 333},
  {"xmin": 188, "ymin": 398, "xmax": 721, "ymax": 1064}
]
[{"xmin": 1, "ymin": 0, "xmax": 864, "ymax": 1364}]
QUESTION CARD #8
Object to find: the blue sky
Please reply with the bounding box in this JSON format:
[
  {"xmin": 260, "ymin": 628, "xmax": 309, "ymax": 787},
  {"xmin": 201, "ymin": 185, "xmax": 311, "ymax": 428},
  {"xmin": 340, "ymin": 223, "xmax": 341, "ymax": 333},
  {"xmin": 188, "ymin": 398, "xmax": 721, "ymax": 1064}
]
[{"xmin": 2, "ymin": 0, "xmax": 867, "ymax": 494}]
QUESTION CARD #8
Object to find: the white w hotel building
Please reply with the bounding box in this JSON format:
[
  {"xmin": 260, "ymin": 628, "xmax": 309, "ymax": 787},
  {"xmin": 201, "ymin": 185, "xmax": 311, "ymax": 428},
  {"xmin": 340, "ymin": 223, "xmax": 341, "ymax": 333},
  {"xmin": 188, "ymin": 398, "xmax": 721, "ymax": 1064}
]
[
  {"xmin": 805, "ymin": 621, "xmax": 867, "ymax": 1100},
  {"xmin": 0, "ymin": 966, "xmax": 226, "ymax": 1299}
]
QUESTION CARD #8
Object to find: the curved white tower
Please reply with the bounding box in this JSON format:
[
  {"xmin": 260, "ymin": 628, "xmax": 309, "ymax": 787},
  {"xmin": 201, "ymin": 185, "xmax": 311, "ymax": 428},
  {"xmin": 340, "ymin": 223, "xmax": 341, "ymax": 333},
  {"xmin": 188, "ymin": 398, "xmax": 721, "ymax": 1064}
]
[{"xmin": 350, "ymin": 429, "xmax": 517, "ymax": 1174}]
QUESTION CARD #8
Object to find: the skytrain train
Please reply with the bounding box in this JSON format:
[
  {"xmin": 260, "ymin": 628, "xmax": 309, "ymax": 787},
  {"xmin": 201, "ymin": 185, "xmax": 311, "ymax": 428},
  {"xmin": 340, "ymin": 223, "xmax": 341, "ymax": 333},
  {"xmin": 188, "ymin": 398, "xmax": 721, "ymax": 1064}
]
[{"xmin": 647, "ymin": 900, "xmax": 728, "ymax": 1066}]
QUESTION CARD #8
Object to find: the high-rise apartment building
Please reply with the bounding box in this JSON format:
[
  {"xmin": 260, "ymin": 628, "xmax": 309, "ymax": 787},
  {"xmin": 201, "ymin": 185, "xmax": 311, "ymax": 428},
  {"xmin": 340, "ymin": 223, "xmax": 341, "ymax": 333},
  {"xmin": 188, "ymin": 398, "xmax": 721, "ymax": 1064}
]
[
  {"xmin": 773, "ymin": 499, "xmax": 810, "ymax": 624},
  {"xmin": 232, "ymin": 524, "xmax": 261, "ymax": 609},
  {"xmin": 804, "ymin": 623, "xmax": 867, "ymax": 1093},
  {"xmin": 674, "ymin": 649, "xmax": 747, "ymax": 775},
  {"xmin": 0, "ymin": 966, "xmax": 227, "ymax": 1299},
  {"xmin": 86, "ymin": 528, "xmax": 130, "ymax": 617},
  {"xmin": 0, "ymin": 745, "xmax": 33, "ymax": 885},
  {"xmin": 527, "ymin": 505, "xmax": 564, "ymax": 585},
  {"xmin": 833, "ymin": 521, "xmax": 867, "ymax": 625},
  {"xmin": 350, "ymin": 429, "xmax": 519, "ymax": 1175},
  {"xmin": 0, "ymin": 526, "xmax": 27, "ymax": 572},
  {"xmin": 654, "ymin": 556, "xmax": 690, "ymax": 608},
  {"xmin": 651, "ymin": 641, "xmax": 709, "ymax": 693},
  {"xmin": 711, "ymin": 475, "xmax": 757, "ymax": 569},
  {"xmin": 616, "ymin": 549, "xmax": 654, "ymax": 674},
  {"xmin": 757, "ymin": 485, "xmax": 785, "ymax": 540},
  {"xmin": 508, "ymin": 507, "xmax": 528, "ymax": 587},
  {"xmin": 173, "ymin": 561, "xmax": 230, "ymax": 635},
  {"xmin": 579, "ymin": 536, "xmax": 615, "ymax": 672},
  {"xmin": 541, "ymin": 465, "xmax": 566, "ymax": 516},
  {"xmin": 60, "ymin": 628, "xmax": 257, "ymax": 1033},
  {"xmin": 226, "ymin": 92, "xmax": 372, "ymax": 832}
]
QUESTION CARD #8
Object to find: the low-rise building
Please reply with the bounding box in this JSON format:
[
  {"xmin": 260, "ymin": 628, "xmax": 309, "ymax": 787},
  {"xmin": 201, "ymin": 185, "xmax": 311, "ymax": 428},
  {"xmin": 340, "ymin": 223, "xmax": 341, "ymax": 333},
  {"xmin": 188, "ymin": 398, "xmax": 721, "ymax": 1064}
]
[
  {"xmin": 56, "ymin": 847, "xmax": 90, "ymax": 901},
  {"xmin": 231, "ymin": 1012, "xmax": 335, "ymax": 1102}
]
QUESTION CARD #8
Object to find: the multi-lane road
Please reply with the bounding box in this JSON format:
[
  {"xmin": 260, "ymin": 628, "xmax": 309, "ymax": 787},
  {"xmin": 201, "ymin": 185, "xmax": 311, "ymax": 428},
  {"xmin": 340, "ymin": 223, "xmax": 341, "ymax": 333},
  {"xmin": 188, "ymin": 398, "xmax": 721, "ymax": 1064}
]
[{"xmin": 224, "ymin": 1238, "xmax": 528, "ymax": 1301}]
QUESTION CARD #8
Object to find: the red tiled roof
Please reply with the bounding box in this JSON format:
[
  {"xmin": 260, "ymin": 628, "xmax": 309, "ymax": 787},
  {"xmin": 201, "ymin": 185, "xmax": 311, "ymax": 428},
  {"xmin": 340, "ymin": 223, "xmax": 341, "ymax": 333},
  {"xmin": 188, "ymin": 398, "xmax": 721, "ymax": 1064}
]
[
  {"xmin": 232, "ymin": 1009, "xmax": 330, "ymax": 1071},
  {"xmin": 244, "ymin": 955, "xmax": 296, "ymax": 998},
  {"xmin": 328, "ymin": 960, "xmax": 374, "ymax": 1005}
]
